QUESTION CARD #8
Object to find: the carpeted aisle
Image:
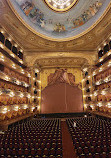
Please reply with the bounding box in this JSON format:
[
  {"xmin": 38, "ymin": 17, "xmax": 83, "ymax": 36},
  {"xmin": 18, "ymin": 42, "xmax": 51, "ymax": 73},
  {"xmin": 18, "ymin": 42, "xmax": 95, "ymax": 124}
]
[{"xmin": 61, "ymin": 121, "xmax": 77, "ymax": 158}]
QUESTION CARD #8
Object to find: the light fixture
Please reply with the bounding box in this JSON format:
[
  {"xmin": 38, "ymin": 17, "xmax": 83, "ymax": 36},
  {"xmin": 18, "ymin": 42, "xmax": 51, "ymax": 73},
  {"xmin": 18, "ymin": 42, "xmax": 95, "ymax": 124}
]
[
  {"xmin": 14, "ymin": 106, "xmax": 19, "ymax": 111},
  {"xmin": 0, "ymin": 44, "xmax": 4, "ymax": 48},
  {"xmin": 27, "ymin": 94, "xmax": 31, "ymax": 98},
  {"xmin": 104, "ymin": 78, "xmax": 109, "ymax": 83},
  {"xmin": 23, "ymin": 104, "xmax": 28, "ymax": 109},
  {"xmin": 98, "ymin": 102, "xmax": 102, "ymax": 107},
  {"xmin": 28, "ymin": 73, "xmax": 31, "ymax": 77},
  {"xmin": 25, "ymin": 83, "xmax": 29, "ymax": 87},
  {"xmin": 8, "ymin": 37, "xmax": 12, "ymax": 41},
  {"xmin": 82, "ymin": 79, "xmax": 85, "ymax": 82},
  {"xmin": 93, "ymin": 72, "xmax": 96, "ymax": 76},
  {"xmin": 94, "ymin": 92, "xmax": 97, "ymax": 96},
  {"xmin": 9, "ymin": 91, "xmax": 15, "ymax": 97},
  {"xmin": 20, "ymin": 49, "xmax": 23, "ymax": 52},
  {"xmin": 12, "ymin": 64, "xmax": 16, "ymax": 69},
  {"xmin": 101, "ymin": 90, "xmax": 106, "ymax": 95},
  {"xmin": 107, "ymin": 51, "xmax": 111, "ymax": 56},
  {"xmin": 0, "ymin": 55, "xmax": 4, "ymax": 62},
  {"xmin": 1, "ymin": 30, "xmax": 5, "ymax": 34},
  {"xmin": 16, "ymin": 80, "xmax": 20, "ymax": 85},
  {"xmin": 2, "ymin": 107, "xmax": 8, "ymax": 114},
  {"xmin": 11, "ymin": 54, "xmax": 15, "ymax": 58},
  {"xmin": 31, "ymin": 106, "xmax": 35, "ymax": 111},
  {"xmin": 90, "ymin": 94, "xmax": 92, "ymax": 97},
  {"xmin": 99, "ymin": 58, "xmax": 103, "ymax": 62},
  {"xmin": 20, "ymin": 93, "xmax": 24, "ymax": 97},
  {"xmin": 5, "ymin": 76, "xmax": 10, "ymax": 81},
  {"xmin": 14, "ymin": 44, "xmax": 18, "ymax": 47},
  {"xmin": 104, "ymin": 42, "xmax": 106, "ymax": 46},
  {"xmin": 83, "ymin": 68, "xmax": 87, "ymax": 72},
  {"xmin": 90, "ymin": 105, "xmax": 94, "ymax": 109},
  {"xmin": 108, "ymin": 61, "xmax": 111, "ymax": 67},
  {"xmin": 45, "ymin": 0, "xmax": 78, "ymax": 12},
  {"xmin": 99, "ymin": 68, "xmax": 102, "ymax": 72},
  {"xmin": 21, "ymin": 69, "xmax": 25, "ymax": 74},
  {"xmin": 19, "ymin": 60, "xmax": 23, "ymax": 64},
  {"xmin": 35, "ymin": 69, "xmax": 39, "ymax": 73},
  {"xmin": 96, "ymin": 81, "xmax": 100, "ymax": 85},
  {"xmin": 38, "ymin": 106, "xmax": 40, "ymax": 110},
  {"xmin": 84, "ymin": 104, "xmax": 88, "ymax": 108}
]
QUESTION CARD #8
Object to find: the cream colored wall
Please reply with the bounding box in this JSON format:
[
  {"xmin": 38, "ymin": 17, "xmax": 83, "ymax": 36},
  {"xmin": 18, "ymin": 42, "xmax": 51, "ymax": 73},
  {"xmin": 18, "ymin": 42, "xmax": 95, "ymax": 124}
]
[{"xmin": 40, "ymin": 67, "xmax": 82, "ymax": 90}]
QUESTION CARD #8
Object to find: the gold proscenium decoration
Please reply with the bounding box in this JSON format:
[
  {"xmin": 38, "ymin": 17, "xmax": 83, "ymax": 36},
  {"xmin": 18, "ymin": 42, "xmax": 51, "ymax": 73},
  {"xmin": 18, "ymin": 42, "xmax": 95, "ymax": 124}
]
[{"xmin": 44, "ymin": 0, "xmax": 79, "ymax": 12}]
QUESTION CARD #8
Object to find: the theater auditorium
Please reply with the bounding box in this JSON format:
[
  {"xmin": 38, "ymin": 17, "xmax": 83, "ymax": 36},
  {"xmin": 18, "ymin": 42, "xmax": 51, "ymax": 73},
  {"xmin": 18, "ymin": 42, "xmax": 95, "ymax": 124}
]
[{"xmin": 0, "ymin": 0, "xmax": 111, "ymax": 157}]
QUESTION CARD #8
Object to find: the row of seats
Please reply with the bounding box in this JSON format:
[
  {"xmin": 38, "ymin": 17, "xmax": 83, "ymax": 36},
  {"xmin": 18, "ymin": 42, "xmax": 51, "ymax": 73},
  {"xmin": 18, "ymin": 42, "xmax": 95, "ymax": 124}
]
[
  {"xmin": 66, "ymin": 117, "xmax": 111, "ymax": 158},
  {"xmin": 0, "ymin": 119, "xmax": 63, "ymax": 158}
]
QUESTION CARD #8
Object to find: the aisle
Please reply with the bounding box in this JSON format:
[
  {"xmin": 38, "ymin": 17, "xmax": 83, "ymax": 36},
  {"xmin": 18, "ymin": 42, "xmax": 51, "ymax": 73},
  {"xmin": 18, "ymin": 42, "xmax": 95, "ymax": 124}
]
[{"xmin": 61, "ymin": 121, "xmax": 77, "ymax": 158}]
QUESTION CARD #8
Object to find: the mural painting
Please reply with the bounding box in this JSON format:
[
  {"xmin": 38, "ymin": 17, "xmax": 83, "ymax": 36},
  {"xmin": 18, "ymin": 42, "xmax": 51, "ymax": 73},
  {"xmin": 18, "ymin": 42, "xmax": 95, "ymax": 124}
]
[
  {"xmin": 14, "ymin": 0, "xmax": 104, "ymax": 35},
  {"xmin": 47, "ymin": 68, "xmax": 82, "ymax": 88}
]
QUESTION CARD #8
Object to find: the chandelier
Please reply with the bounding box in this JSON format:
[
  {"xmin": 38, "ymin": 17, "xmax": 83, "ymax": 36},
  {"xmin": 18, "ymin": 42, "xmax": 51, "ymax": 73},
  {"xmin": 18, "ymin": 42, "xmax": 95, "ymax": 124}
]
[{"xmin": 44, "ymin": 0, "xmax": 78, "ymax": 12}]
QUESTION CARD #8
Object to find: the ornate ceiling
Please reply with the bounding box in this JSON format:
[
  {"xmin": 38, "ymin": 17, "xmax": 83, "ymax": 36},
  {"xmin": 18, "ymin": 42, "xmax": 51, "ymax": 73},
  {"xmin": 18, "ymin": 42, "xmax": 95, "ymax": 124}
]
[
  {"xmin": 0, "ymin": 0, "xmax": 111, "ymax": 67},
  {"xmin": 9, "ymin": 0, "xmax": 109, "ymax": 40}
]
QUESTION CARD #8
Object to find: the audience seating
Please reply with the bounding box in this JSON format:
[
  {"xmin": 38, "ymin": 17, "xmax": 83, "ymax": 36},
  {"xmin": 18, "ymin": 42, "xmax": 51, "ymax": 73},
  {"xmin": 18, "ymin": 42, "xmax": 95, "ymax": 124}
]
[
  {"xmin": 0, "ymin": 119, "xmax": 63, "ymax": 157},
  {"xmin": 66, "ymin": 117, "xmax": 111, "ymax": 158}
]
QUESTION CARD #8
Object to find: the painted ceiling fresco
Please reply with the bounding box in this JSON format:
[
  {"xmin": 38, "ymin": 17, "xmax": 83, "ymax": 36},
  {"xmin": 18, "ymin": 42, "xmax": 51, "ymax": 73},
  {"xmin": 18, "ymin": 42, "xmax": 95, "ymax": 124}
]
[{"xmin": 9, "ymin": 0, "xmax": 110, "ymax": 40}]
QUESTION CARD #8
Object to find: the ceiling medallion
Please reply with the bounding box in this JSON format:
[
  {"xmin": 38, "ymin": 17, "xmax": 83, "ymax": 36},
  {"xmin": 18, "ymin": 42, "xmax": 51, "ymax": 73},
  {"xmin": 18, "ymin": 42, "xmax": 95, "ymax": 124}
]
[{"xmin": 44, "ymin": 0, "xmax": 78, "ymax": 12}]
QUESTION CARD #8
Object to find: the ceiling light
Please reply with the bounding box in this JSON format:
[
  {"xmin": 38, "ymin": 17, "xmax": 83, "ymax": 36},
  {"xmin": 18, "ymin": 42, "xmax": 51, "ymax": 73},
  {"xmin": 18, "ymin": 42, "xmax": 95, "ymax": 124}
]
[
  {"xmin": 60, "ymin": 5, "xmax": 64, "ymax": 9},
  {"xmin": 53, "ymin": 4, "xmax": 57, "ymax": 8},
  {"xmin": 66, "ymin": 2, "xmax": 70, "ymax": 6}
]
